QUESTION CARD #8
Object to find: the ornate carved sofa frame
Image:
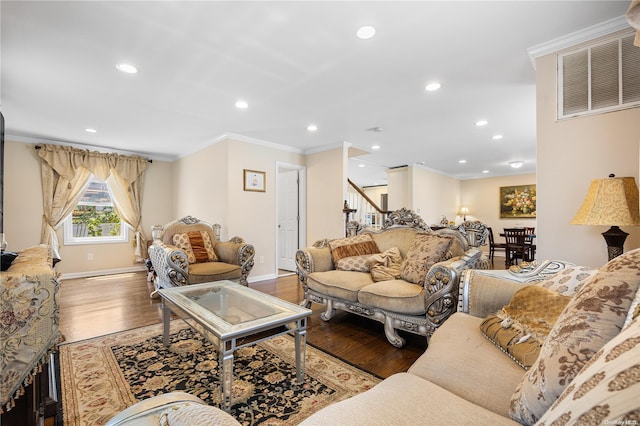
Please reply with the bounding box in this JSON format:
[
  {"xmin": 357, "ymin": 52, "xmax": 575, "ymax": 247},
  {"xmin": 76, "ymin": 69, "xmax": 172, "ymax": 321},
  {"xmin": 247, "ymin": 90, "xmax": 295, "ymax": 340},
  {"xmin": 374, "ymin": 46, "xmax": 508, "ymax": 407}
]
[
  {"xmin": 148, "ymin": 216, "xmax": 255, "ymax": 295},
  {"xmin": 295, "ymin": 209, "xmax": 491, "ymax": 347}
]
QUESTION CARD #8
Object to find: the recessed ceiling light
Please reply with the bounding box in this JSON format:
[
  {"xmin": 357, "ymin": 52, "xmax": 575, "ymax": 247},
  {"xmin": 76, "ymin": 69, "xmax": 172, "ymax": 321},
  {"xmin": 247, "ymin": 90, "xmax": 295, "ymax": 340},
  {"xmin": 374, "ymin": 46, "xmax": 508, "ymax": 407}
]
[
  {"xmin": 425, "ymin": 82, "xmax": 441, "ymax": 91},
  {"xmin": 358, "ymin": 164, "xmax": 366, "ymax": 168},
  {"xmin": 475, "ymin": 120, "xmax": 488, "ymax": 126},
  {"xmin": 482, "ymin": 170, "xmax": 490, "ymax": 174},
  {"xmin": 84, "ymin": 128, "xmax": 97, "ymax": 133},
  {"xmin": 371, "ymin": 145, "xmax": 380, "ymax": 150},
  {"xmin": 492, "ymin": 134, "xmax": 503, "ymax": 140},
  {"xmin": 115, "ymin": 63, "xmax": 138, "ymax": 74},
  {"xmin": 510, "ymin": 161, "xmax": 524, "ymax": 168},
  {"xmin": 307, "ymin": 124, "xmax": 318, "ymax": 132},
  {"xmin": 459, "ymin": 159, "xmax": 467, "ymax": 164},
  {"xmin": 357, "ymin": 26, "xmax": 376, "ymax": 40},
  {"xmin": 235, "ymin": 100, "xmax": 248, "ymax": 109}
]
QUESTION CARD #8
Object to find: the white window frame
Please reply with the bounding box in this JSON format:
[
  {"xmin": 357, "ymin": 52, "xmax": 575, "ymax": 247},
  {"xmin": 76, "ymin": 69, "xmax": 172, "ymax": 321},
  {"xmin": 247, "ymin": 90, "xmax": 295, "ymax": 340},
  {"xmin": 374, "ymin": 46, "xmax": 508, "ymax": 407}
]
[{"xmin": 63, "ymin": 176, "xmax": 129, "ymax": 245}]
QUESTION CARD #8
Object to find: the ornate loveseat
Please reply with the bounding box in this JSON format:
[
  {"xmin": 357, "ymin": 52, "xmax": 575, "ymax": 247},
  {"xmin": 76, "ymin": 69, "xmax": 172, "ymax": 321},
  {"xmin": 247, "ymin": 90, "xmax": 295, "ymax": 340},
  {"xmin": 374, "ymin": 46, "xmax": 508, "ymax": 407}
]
[
  {"xmin": 148, "ymin": 216, "xmax": 255, "ymax": 295},
  {"xmin": 295, "ymin": 209, "xmax": 491, "ymax": 347}
]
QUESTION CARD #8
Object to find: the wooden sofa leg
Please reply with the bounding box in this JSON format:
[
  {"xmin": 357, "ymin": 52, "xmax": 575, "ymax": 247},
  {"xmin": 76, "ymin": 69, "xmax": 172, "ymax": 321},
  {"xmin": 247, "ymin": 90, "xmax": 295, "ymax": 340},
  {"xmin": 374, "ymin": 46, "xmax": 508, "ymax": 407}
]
[
  {"xmin": 320, "ymin": 299, "xmax": 336, "ymax": 321},
  {"xmin": 384, "ymin": 316, "xmax": 406, "ymax": 348}
]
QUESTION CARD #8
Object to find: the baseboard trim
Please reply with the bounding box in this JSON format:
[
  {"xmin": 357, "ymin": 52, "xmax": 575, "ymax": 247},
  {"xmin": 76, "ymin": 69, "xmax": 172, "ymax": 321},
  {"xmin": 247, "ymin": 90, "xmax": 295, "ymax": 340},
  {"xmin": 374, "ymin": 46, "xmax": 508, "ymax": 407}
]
[
  {"xmin": 61, "ymin": 265, "xmax": 147, "ymax": 280},
  {"xmin": 248, "ymin": 273, "xmax": 278, "ymax": 283}
]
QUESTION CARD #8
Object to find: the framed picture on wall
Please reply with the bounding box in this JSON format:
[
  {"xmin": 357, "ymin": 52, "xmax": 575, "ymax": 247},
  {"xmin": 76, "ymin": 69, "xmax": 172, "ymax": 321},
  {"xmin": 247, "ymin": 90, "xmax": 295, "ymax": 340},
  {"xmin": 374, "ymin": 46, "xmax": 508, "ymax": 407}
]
[
  {"xmin": 243, "ymin": 169, "xmax": 266, "ymax": 192},
  {"xmin": 500, "ymin": 185, "xmax": 536, "ymax": 218}
]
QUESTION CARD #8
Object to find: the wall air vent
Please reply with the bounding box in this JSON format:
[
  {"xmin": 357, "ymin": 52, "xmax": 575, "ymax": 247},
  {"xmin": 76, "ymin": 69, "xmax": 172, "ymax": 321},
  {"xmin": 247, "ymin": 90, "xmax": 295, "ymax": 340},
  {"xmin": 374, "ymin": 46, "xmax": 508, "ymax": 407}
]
[{"xmin": 558, "ymin": 32, "xmax": 640, "ymax": 119}]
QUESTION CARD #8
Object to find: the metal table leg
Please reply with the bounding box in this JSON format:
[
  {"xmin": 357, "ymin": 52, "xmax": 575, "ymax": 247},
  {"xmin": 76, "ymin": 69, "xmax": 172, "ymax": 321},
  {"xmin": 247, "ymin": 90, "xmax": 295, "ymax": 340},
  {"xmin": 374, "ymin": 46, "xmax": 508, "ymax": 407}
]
[
  {"xmin": 219, "ymin": 338, "xmax": 235, "ymax": 412},
  {"xmin": 294, "ymin": 318, "xmax": 307, "ymax": 384}
]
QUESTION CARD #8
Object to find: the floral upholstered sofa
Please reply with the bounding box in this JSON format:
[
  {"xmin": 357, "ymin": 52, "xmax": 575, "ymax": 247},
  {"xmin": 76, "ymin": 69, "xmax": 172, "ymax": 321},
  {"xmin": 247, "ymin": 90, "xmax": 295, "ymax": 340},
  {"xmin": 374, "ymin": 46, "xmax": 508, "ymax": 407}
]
[
  {"xmin": 295, "ymin": 209, "xmax": 491, "ymax": 347},
  {"xmin": 300, "ymin": 249, "xmax": 640, "ymax": 425},
  {"xmin": 0, "ymin": 245, "xmax": 60, "ymax": 413}
]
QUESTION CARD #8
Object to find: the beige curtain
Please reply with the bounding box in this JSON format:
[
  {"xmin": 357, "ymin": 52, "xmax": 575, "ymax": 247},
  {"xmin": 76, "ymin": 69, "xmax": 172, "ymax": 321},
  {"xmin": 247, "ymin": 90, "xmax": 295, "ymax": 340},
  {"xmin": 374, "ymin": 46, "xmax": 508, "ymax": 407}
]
[
  {"xmin": 629, "ymin": 0, "xmax": 640, "ymax": 47},
  {"xmin": 38, "ymin": 144, "xmax": 149, "ymax": 262}
]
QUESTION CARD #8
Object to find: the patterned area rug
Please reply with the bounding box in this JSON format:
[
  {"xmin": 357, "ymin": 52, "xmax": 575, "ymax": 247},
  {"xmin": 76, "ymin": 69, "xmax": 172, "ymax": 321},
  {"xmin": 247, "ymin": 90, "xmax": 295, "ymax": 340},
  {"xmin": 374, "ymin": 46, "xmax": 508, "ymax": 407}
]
[{"xmin": 59, "ymin": 321, "xmax": 380, "ymax": 425}]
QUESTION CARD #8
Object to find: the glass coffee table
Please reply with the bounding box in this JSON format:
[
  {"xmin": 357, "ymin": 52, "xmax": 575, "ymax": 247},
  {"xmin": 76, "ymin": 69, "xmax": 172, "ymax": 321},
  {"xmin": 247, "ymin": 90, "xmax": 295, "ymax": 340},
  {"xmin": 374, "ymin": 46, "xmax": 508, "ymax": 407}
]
[{"xmin": 158, "ymin": 280, "xmax": 312, "ymax": 411}]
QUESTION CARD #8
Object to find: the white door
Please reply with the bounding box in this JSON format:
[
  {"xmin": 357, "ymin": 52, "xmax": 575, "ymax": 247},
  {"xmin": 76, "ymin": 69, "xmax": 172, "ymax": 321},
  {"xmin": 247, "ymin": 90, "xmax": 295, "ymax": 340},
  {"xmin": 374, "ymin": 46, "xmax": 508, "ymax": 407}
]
[{"xmin": 278, "ymin": 169, "xmax": 299, "ymax": 271}]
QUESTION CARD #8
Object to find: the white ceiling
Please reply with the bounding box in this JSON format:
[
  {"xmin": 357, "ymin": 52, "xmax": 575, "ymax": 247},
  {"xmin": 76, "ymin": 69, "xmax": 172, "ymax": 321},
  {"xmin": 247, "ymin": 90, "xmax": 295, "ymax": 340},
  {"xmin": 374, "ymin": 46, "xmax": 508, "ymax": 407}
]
[{"xmin": 0, "ymin": 1, "xmax": 631, "ymax": 186}]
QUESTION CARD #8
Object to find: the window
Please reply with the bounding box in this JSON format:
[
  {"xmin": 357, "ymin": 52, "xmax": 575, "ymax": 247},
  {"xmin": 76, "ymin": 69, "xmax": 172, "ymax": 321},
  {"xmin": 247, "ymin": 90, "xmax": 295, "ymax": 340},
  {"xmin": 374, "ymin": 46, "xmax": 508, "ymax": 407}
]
[{"xmin": 63, "ymin": 175, "xmax": 129, "ymax": 245}]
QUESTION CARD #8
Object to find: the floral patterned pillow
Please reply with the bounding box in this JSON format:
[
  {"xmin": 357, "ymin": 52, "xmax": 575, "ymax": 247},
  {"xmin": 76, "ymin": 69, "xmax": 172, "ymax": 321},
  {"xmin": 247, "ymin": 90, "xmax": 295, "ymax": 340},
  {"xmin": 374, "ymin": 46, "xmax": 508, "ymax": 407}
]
[
  {"xmin": 510, "ymin": 248, "xmax": 640, "ymax": 425},
  {"xmin": 328, "ymin": 234, "xmax": 380, "ymax": 272},
  {"xmin": 537, "ymin": 265, "xmax": 599, "ymax": 296},
  {"xmin": 400, "ymin": 233, "xmax": 453, "ymax": 285},
  {"xmin": 535, "ymin": 317, "xmax": 640, "ymax": 426}
]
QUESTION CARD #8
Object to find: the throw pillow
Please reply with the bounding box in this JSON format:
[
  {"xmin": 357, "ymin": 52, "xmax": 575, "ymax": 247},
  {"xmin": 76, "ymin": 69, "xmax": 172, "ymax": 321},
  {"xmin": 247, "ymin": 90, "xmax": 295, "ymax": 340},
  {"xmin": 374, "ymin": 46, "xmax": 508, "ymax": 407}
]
[
  {"xmin": 537, "ymin": 265, "xmax": 599, "ymax": 296},
  {"xmin": 510, "ymin": 253, "xmax": 640, "ymax": 425},
  {"xmin": 172, "ymin": 231, "xmax": 218, "ymax": 264},
  {"xmin": 535, "ymin": 317, "xmax": 640, "ymax": 426},
  {"xmin": 367, "ymin": 247, "xmax": 403, "ymax": 282},
  {"xmin": 400, "ymin": 233, "xmax": 454, "ymax": 285},
  {"xmin": 480, "ymin": 286, "xmax": 572, "ymax": 369},
  {"xmin": 328, "ymin": 234, "xmax": 380, "ymax": 272}
]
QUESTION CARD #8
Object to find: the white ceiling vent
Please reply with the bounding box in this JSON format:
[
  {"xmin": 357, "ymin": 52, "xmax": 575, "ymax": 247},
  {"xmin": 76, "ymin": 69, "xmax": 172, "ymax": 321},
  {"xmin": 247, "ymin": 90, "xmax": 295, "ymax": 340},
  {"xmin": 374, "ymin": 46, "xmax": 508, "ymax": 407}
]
[{"xmin": 558, "ymin": 32, "xmax": 640, "ymax": 119}]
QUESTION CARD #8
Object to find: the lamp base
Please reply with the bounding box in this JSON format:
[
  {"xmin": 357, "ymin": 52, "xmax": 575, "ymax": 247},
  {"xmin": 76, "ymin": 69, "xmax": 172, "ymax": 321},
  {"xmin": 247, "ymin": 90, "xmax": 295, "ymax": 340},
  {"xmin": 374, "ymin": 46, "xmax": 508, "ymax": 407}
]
[{"xmin": 602, "ymin": 226, "xmax": 629, "ymax": 261}]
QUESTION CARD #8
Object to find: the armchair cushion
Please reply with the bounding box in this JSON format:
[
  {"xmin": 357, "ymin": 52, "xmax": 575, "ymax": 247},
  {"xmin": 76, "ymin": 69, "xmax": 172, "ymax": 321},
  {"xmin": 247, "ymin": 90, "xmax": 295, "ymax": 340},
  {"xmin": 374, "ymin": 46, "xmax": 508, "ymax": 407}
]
[
  {"xmin": 187, "ymin": 262, "xmax": 241, "ymax": 284},
  {"xmin": 172, "ymin": 231, "xmax": 217, "ymax": 264},
  {"xmin": 400, "ymin": 233, "xmax": 453, "ymax": 284}
]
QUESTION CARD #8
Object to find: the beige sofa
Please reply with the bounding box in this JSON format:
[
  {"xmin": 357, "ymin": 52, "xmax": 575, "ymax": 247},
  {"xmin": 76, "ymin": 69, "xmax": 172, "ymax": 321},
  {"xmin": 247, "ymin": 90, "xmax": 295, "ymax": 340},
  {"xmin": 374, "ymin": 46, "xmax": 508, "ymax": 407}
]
[
  {"xmin": 296, "ymin": 209, "xmax": 491, "ymax": 347},
  {"xmin": 300, "ymin": 250, "xmax": 640, "ymax": 425}
]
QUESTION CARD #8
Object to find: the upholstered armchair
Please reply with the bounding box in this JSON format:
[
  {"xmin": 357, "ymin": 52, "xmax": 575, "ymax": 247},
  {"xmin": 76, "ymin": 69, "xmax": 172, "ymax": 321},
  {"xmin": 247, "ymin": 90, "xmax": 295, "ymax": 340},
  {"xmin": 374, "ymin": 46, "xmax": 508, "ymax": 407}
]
[{"xmin": 147, "ymin": 216, "xmax": 255, "ymax": 295}]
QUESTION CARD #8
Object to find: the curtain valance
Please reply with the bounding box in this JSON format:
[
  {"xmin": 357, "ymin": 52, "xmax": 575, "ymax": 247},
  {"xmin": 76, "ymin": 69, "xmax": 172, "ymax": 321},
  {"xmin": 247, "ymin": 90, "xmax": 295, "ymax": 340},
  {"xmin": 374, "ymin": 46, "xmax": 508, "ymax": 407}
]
[{"xmin": 37, "ymin": 144, "xmax": 148, "ymax": 184}]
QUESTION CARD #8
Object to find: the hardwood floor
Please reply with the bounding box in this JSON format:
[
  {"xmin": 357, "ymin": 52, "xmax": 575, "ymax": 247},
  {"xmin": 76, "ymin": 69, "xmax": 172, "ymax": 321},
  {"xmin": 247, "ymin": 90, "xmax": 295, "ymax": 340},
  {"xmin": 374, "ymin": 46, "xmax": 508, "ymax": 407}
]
[
  {"xmin": 59, "ymin": 272, "xmax": 427, "ymax": 378},
  {"xmin": 60, "ymin": 255, "xmax": 504, "ymax": 378}
]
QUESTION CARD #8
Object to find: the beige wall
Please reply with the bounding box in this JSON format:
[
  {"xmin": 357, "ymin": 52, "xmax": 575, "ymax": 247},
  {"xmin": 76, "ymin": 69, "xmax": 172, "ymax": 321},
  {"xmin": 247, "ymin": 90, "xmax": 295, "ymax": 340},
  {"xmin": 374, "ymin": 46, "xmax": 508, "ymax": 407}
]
[
  {"xmin": 306, "ymin": 147, "xmax": 346, "ymax": 244},
  {"xmin": 3, "ymin": 140, "xmax": 175, "ymax": 276},
  {"xmin": 174, "ymin": 137, "xmax": 304, "ymax": 280},
  {"xmin": 386, "ymin": 166, "xmax": 409, "ymax": 210},
  {"xmin": 536, "ymin": 49, "xmax": 640, "ymax": 267},
  {"xmin": 411, "ymin": 166, "xmax": 461, "ymax": 226},
  {"xmin": 460, "ymin": 174, "xmax": 537, "ymax": 231}
]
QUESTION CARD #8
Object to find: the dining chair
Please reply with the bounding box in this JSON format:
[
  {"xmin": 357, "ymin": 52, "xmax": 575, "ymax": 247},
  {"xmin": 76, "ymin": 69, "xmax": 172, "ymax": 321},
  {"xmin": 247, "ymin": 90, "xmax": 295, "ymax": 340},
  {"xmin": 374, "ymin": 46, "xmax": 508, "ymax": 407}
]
[
  {"xmin": 524, "ymin": 227, "xmax": 536, "ymax": 261},
  {"xmin": 503, "ymin": 228, "xmax": 528, "ymax": 268},
  {"xmin": 487, "ymin": 227, "xmax": 506, "ymax": 263}
]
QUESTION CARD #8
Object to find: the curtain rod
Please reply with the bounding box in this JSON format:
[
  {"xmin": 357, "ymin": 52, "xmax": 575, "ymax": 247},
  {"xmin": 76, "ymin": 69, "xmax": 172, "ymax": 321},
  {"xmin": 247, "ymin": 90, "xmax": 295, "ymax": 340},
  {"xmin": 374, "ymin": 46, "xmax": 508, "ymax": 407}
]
[{"xmin": 35, "ymin": 144, "xmax": 153, "ymax": 163}]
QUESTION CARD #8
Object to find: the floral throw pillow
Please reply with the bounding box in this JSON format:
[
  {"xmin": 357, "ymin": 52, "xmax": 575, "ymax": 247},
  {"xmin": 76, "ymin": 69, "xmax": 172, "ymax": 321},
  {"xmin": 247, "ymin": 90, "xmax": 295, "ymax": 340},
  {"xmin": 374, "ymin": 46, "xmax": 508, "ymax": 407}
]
[
  {"xmin": 510, "ymin": 249, "xmax": 640, "ymax": 425},
  {"xmin": 535, "ymin": 317, "xmax": 640, "ymax": 426},
  {"xmin": 400, "ymin": 233, "xmax": 453, "ymax": 285},
  {"xmin": 537, "ymin": 265, "xmax": 599, "ymax": 296}
]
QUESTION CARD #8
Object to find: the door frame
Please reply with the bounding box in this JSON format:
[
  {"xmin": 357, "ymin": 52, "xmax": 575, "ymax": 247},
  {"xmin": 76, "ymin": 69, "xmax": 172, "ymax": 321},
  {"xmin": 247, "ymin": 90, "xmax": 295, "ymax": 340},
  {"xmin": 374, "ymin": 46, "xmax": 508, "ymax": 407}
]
[{"xmin": 275, "ymin": 162, "xmax": 306, "ymax": 274}]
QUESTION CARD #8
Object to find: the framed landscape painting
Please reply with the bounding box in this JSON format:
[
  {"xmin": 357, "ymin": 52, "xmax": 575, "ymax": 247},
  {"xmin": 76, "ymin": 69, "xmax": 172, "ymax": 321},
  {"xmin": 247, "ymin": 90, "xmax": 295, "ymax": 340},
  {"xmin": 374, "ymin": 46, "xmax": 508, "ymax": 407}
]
[{"xmin": 500, "ymin": 185, "xmax": 536, "ymax": 218}]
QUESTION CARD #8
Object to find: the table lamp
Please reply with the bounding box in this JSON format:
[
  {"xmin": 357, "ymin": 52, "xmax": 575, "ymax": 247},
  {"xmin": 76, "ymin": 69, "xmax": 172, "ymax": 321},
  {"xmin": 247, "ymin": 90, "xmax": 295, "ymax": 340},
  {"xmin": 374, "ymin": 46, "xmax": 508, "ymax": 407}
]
[
  {"xmin": 570, "ymin": 175, "xmax": 640, "ymax": 260},
  {"xmin": 459, "ymin": 207, "xmax": 469, "ymax": 221}
]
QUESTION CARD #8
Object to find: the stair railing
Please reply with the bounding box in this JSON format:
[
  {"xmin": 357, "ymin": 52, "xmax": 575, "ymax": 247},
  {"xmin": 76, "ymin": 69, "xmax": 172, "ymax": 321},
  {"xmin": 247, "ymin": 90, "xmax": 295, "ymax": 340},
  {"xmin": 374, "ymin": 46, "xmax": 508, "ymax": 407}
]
[{"xmin": 346, "ymin": 179, "xmax": 392, "ymax": 232}]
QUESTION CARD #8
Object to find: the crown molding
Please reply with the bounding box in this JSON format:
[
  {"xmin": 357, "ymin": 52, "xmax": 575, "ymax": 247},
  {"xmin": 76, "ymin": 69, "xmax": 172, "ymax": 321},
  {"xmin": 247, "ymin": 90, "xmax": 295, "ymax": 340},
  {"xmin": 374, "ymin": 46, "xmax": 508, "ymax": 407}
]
[
  {"xmin": 177, "ymin": 131, "xmax": 303, "ymax": 159},
  {"xmin": 527, "ymin": 15, "xmax": 630, "ymax": 68}
]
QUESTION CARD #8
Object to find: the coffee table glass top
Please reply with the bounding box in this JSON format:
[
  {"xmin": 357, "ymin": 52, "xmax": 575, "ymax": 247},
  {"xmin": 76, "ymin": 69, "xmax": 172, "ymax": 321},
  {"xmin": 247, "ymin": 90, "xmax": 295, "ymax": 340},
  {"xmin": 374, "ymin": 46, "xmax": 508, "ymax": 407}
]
[{"xmin": 158, "ymin": 280, "xmax": 311, "ymax": 339}]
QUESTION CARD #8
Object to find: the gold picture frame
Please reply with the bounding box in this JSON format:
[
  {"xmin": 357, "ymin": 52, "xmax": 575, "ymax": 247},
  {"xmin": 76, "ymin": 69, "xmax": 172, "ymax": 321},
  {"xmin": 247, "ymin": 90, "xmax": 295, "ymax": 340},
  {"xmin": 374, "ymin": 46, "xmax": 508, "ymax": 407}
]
[
  {"xmin": 243, "ymin": 169, "xmax": 266, "ymax": 192},
  {"xmin": 500, "ymin": 184, "xmax": 536, "ymax": 218}
]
